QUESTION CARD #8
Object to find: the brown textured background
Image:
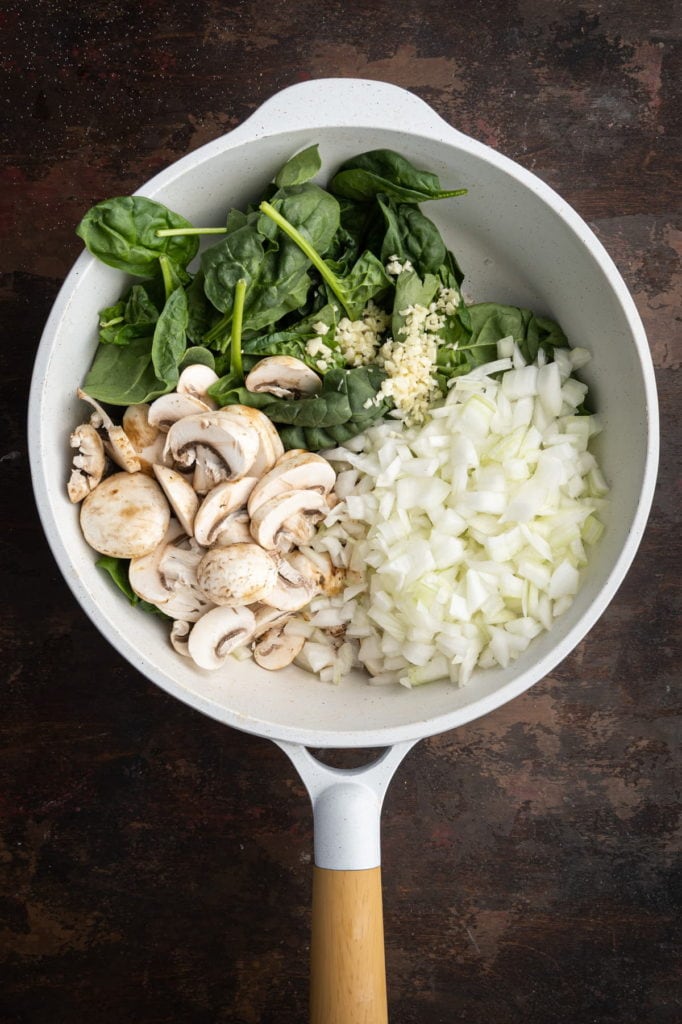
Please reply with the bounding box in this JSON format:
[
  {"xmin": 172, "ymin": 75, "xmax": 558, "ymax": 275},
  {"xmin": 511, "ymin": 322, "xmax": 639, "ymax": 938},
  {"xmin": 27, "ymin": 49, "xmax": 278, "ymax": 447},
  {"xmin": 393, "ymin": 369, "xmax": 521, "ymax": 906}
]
[{"xmin": 1, "ymin": 1, "xmax": 680, "ymax": 1022}]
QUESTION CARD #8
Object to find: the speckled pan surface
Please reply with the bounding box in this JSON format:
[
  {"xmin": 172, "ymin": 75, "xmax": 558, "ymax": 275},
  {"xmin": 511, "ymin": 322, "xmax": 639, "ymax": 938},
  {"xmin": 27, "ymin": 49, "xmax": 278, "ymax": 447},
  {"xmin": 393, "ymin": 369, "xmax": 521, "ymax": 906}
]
[{"xmin": 28, "ymin": 78, "xmax": 658, "ymax": 748}]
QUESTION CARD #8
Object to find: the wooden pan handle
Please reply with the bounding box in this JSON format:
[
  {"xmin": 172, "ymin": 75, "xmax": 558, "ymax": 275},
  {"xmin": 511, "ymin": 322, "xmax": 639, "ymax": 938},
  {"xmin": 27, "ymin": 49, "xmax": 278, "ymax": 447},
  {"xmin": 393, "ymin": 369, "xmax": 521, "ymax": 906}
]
[{"xmin": 310, "ymin": 865, "xmax": 388, "ymax": 1024}]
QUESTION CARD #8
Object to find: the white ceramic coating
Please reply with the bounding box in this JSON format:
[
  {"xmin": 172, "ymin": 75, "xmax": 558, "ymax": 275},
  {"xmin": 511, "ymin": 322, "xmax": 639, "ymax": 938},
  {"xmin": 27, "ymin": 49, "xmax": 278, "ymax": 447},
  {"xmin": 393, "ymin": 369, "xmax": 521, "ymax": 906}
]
[{"xmin": 29, "ymin": 78, "xmax": 659, "ymax": 755}]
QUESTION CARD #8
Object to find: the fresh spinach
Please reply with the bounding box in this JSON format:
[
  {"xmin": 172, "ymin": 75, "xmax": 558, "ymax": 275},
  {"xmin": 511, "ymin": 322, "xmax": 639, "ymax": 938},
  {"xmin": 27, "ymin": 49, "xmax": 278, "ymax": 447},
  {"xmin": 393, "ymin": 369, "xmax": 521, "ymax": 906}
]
[
  {"xmin": 274, "ymin": 144, "xmax": 322, "ymax": 188},
  {"xmin": 435, "ymin": 302, "xmax": 569, "ymax": 384},
  {"xmin": 329, "ymin": 149, "xmax": 467, "ymax": 204},
  {"xmin": 151, "ymin": 286, "xmax": 188, "ymax": 387},
  {"xmin": 210, "ymin": 365, "xmax": 390, "ymax": 450},
  {"xmin": 76, "ymin": 195, "xmax": 199, "ymax": 277},
  {"xmin": 83, "ymin": 334, "xmax": 170, "ymax": 405}
]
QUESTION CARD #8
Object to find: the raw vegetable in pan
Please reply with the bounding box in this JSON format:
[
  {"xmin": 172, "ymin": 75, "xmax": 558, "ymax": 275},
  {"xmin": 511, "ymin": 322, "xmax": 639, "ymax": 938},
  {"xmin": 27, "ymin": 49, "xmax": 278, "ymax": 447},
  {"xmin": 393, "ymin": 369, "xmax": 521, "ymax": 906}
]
[{"xmin": 76, "ymin": 145, "xmax": 568, "ymax": 447}]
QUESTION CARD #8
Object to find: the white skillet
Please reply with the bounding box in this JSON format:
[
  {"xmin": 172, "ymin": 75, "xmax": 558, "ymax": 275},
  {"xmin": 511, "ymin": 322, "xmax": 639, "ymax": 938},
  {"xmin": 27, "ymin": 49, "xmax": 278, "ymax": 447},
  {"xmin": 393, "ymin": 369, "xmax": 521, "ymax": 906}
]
[{"xmin": 28, "ymin": 79, "xmax": 659, "ymax": 1022}]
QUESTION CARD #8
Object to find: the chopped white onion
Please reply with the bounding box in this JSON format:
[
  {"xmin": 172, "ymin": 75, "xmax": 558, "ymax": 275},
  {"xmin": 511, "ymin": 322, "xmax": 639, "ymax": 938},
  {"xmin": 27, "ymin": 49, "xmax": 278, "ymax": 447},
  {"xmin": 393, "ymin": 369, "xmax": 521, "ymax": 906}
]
[{"xmin": 307, "ymin": 351, "xmax": 607, "ymax": 687}]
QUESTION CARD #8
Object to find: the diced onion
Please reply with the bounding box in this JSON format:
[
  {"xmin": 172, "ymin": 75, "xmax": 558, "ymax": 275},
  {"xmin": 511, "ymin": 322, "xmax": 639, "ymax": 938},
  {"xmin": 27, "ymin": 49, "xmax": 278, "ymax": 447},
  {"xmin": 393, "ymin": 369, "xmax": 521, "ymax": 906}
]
[{"xmin": 308, "ymin": 352, "xmax": 607, "ymax": 687}]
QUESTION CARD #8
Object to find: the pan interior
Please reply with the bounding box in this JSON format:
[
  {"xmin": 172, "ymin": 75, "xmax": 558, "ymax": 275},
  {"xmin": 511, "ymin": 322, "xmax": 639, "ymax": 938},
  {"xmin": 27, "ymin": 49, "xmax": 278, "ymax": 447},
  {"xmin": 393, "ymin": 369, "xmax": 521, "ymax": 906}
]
[{"xmin": 30, "ymin": 122, "xmax": 656, "ymax": 747}]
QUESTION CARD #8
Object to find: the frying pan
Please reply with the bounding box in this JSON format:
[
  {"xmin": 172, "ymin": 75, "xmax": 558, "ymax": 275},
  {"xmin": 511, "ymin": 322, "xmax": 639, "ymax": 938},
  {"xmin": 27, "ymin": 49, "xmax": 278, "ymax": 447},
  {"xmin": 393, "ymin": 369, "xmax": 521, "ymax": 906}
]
[{"xmin": 28, "ymin": 79, "xmax": 659, "ymax": 1021}]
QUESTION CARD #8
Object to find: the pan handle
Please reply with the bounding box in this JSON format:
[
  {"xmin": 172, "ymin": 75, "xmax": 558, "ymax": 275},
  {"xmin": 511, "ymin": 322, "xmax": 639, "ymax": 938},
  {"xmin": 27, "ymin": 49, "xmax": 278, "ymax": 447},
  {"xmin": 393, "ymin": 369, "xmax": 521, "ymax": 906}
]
[{"xmin": 278, "ymin": 740, "xmax": 417, "ymax": 1023}]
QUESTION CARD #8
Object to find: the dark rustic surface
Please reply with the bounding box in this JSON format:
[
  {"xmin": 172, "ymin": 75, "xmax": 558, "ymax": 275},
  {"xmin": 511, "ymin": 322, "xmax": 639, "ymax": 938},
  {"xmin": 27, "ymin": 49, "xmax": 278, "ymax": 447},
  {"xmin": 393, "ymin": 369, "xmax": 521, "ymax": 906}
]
[{"xmin": 1, "ymin": 1, "xmax": 680, "ymax": 1022}]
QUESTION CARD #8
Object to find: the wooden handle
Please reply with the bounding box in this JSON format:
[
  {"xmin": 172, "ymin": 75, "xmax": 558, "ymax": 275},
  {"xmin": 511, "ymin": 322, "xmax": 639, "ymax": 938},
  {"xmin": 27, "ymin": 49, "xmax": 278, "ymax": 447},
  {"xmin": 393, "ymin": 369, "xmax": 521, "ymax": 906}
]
[{"xmin": 310, "ymin": 865, "xmax": 388, "ymax": 1024}]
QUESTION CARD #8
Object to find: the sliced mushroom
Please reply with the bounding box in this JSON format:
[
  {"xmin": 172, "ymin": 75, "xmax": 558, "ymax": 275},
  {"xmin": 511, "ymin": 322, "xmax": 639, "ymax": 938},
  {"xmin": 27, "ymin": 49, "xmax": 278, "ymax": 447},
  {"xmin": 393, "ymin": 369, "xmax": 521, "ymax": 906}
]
[
  {"xmin": 164, "ymin": 411, "xmax": 261, "ymax": 492},
  {"xmin": 170, "ymin": 619, "xmax": 191, "ymax": 657},
  {"xmin": 193, "ymin": 476, "xmax": 258, "ymax": 547},
  {"xmin": 148, "ymin": 392, "xmax": 212, "ymax": 432},
  {"xmin": 245, "ymin": 356, "xmax": 322, "ymax": 399},
  {"xmin": 152, "ymin": 464, "xmax": 199, "ymax": 536},
  {"xmin": 77, "ymin": 389, "xmax": 141, "ymax": 473},
  {"xmin": 249, "ymin": 603, "xmax": 294, "ymax": 639},
  {"xmin": 129, "ymin": 519, "xmax": 186, "ymax": 604},
  {"xmin": 289, "ymin": 548, "xmax": 349, "ymax": 597},
  {"xmin": 157, "ymin": 534, "xmax": 214, "ymax": 621},
  {"xmin": 80, "ymin": 472, "xmax": 170, "ymax": 558},
  {"xmin": 261, "ymin": 556, "xmax": 319, "ymax": 612},
  {"xmin": 249, "ymin": 489, "xmax": 328, "ymax": 552},
  {"xmin": 187, "ymin": 605, "xmax": 257, "ymax": 670},
  {"xmin": 216, "ymin": 405, "xmax": 284, "ymax": 476},
  {"xmin": 247, "ymin": 450, "xmax": 336, "ymax": 517},
  {"xmin": 122, "ymin": 404, "xmax": 167, "ymax": 474},
  {"xmin": 253, "ymin": 624, "xmax": 305, "ymax": 670},
  {"xmin": 67, "ymin": 423, "xmax": 106, "ymax": 502},
  {"xmin": 177, "ymin": 364, "xmax": 219, "ymax": 407},
  {"xmin": 210, "ymin": 515, "xmax": 253, "ymax": 546},
  {"xmin": 197, "ymin": 542, "xmax": 279, "ymax": 607}
]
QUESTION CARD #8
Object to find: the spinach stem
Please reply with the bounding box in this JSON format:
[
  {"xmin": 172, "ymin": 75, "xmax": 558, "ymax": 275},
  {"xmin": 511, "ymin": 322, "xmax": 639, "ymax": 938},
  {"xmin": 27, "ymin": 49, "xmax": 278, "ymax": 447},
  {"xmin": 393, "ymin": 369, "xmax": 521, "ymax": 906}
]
[
  {"xmin": 156, "ymin": 227, "xmax": 227, "ymax": 236},
  {"xmin": 230, "ymin": 278, "xmax": 247, "ymax": 381},
  {"xmin": 259, "ymin": 200, "xmax": 351, "ymax": 317},
  {"xmin": 158, "ymin": 255, "xmax": 174, "ymax": 301}
]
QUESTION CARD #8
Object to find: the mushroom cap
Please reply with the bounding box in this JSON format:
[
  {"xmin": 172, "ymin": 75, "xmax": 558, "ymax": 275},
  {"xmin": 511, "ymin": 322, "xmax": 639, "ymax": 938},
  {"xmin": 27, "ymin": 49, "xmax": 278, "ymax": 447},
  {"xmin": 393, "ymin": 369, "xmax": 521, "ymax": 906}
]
[
  {"xmin": 163, "ymin": 411, "xmax": 261, "ymax": 488},
  {"xmin": 216, "ymin": 405, "xmax": 284, "ymax": 476},
  {"xmin": 122, "ymin": 404, "xmax": 167, "ymax": 475},
  {"xmin": 80, "ymin": 472, "xmax": 170, "ymax": 558},
  {"xmin": 253, "ymin": 624, "xmax": 305, "ymax": 670},
  {"xmin": 129, "ymin": 518, "xmax": 186, "ymax": 604},
  {"xmin": 67, "ymin": 423, "xmax": 106, "ymax": 503},
  {"xmin": 193, "ymin": 476, "xmax": 258, "ymax": 547},
  {"xmin": 197, "ymin": 542, "xmax": 279, "ymax": 607},
  {"xmin": 169, "ymin": 619, "xmax": 192, "ymax": 657},
  {"xmin": 152, "ymin": 464, "xmax": 199, "ymax": 536},
  {"xmin": 245, "ymin": 356, "xmax": 322, "ymax": 399},
  {"xmin": 187, "ymin": 605, "xmax": 257, "ymax": 670},
  {"xmin": 260, "ymin": 556, "xmax": 319, "ymax": 612},
  {"xmin": 177, "ymin": 364, "xmax": 219, "ymax": 406},
  {"xmin": 148, "ymin": 392, "xmax": 212, "ymax": 431},
  {"xmin": 249, "ymin": 489, "xmax": 327, "ymax": 551},
  {"xmin": 247, "ymin": 450, "xmax": 336, "ymax": 517}
]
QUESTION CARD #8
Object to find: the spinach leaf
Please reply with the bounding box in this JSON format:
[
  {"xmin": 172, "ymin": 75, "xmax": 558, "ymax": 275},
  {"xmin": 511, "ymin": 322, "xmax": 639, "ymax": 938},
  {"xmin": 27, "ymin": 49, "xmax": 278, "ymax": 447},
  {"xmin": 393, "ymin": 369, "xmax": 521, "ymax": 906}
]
[
  {"xmin": 436, "ymin": 302, "xmax": 569, "ymax": 384},
  {"xmin": 329, "ymin": 149, "xmax": 467, "ymax": 204},
  {"xmin": 274, "ymin": 144, "xmax": 322, "ymax": 188},
  {"xmin": 76, "ymin": 196, "xmax": 199, "ymax": 276},
  {"xmin": 178, "ymin": 346, "xmax": 215, "ymax": 372},
  {"xmin": 378, "ymin": 198, "xmax": 448, "ymax": 276},
  {"xmin": 258, "ymin": 183, "xmax": 340, "ymax": 254},
  {"xmin": 259, "ymin": 200, "xmax": 391, "ymax": 320},
  {"xmin": 125, "ymin": 283, "xmax": 161, "ymax": 325},
  {"xmin": 210, "ymin": 365, "xmax": 390, "ymax": 450},
  {"xmin": 83, "ymin": 334, "xmax": 170, "ymax": 405},
  {"xmin": 391, "ymin": 268, "xmax": 441, "ymax": 342},
  {"xmin": 151, "ymin": 286, "xmax": 188, "ymax": 387},
  {"xmin": 241, "ymin": 303, "xmax": 343, "ymax": 372},
  {"xmin": 186, "ymin": 270, "xmax": 219, "ymax": 342}
]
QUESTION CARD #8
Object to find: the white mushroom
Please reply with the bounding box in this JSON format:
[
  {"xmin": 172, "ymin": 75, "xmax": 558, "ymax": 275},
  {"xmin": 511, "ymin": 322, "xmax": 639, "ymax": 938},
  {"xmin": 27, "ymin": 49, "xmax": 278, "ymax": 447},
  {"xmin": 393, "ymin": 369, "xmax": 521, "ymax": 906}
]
[
  {"xmin": 177, "ymin": 364, "xmax": 219, "ymax": 407},
  {"xmin": 210, "ymin": 516, "xmax": 254, "ymax": 546},
  {"xmin": 67, "ymin": 423, "xmax": 106, "ymax": 503},
  {"xmin": 148, "ymin": 392, "xmax": 213, "ymax": 431},
  {"xmin": 245, "ymin": 356, "xmax": 322, "ymax": 399},
  {"xmin": 197, "ymin": 542, "xmax": 279, "ymax": 607},
  {"xmin": 247, "ymin": 449, "xmax": 336, "ymax": 517},
  {"xmin": 77, "ymin": 389, "xmax": 141, "ymax": 473},
  {"xmin": 163, "ymin": 410, "xmax": 261, "ymax": 492},
  {"xmin": 261, "ymin": 556, "xmax": 320, "ymax": 612},
  {"xmin": 170, "ymin": 619, "xmax": 191, "ymax": 657},
  {"xmin": 289, "ymin": 548, "xmax": 350, "ymax": 597},
  {"xmin": 122, "ymin": 404, "xmax": 167, "ymax": 474},
  {"xmin": 216, "ymin": 405, "xmax": 284, "ymax": 476},
  {"xmin": 129, "ymin": 519, "xmax": 186, "ymax": 604},
  {"xmin": 249, "ymin": 603, "xmax": 294, "ymax": 639},
  {"xmin": 152, "ymin": 464, "xmax": 199, "ymax": 536},
  {"xmin": 80, "ymin": 472, "xmax": 170, "ymax": 558},
  {"xmin": 193, "ymin": 476, "xmax": 258, "ymax": 547},
  {"xmin": 157, "ymin": 535, "xmax": 214, "ymax": 622},
  {"xmin": 253, "ymin": 624, "xmax": 305, "ymax": 670},
  {"xmin": 187, "ymin": 605, "xmax": 257, "ymax": 670},
  {"xmin": 249, "ymin": 489, "xmax": 328, "ymax": 551}
]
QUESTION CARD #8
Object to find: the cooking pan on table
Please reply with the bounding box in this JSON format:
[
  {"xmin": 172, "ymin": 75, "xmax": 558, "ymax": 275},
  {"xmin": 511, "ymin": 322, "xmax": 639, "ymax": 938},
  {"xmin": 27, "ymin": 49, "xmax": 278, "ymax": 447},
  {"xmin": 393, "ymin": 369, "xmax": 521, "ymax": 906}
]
[{"xmin": 28, "ymin": 79, "xmax": 658, "ymax": 1021}]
